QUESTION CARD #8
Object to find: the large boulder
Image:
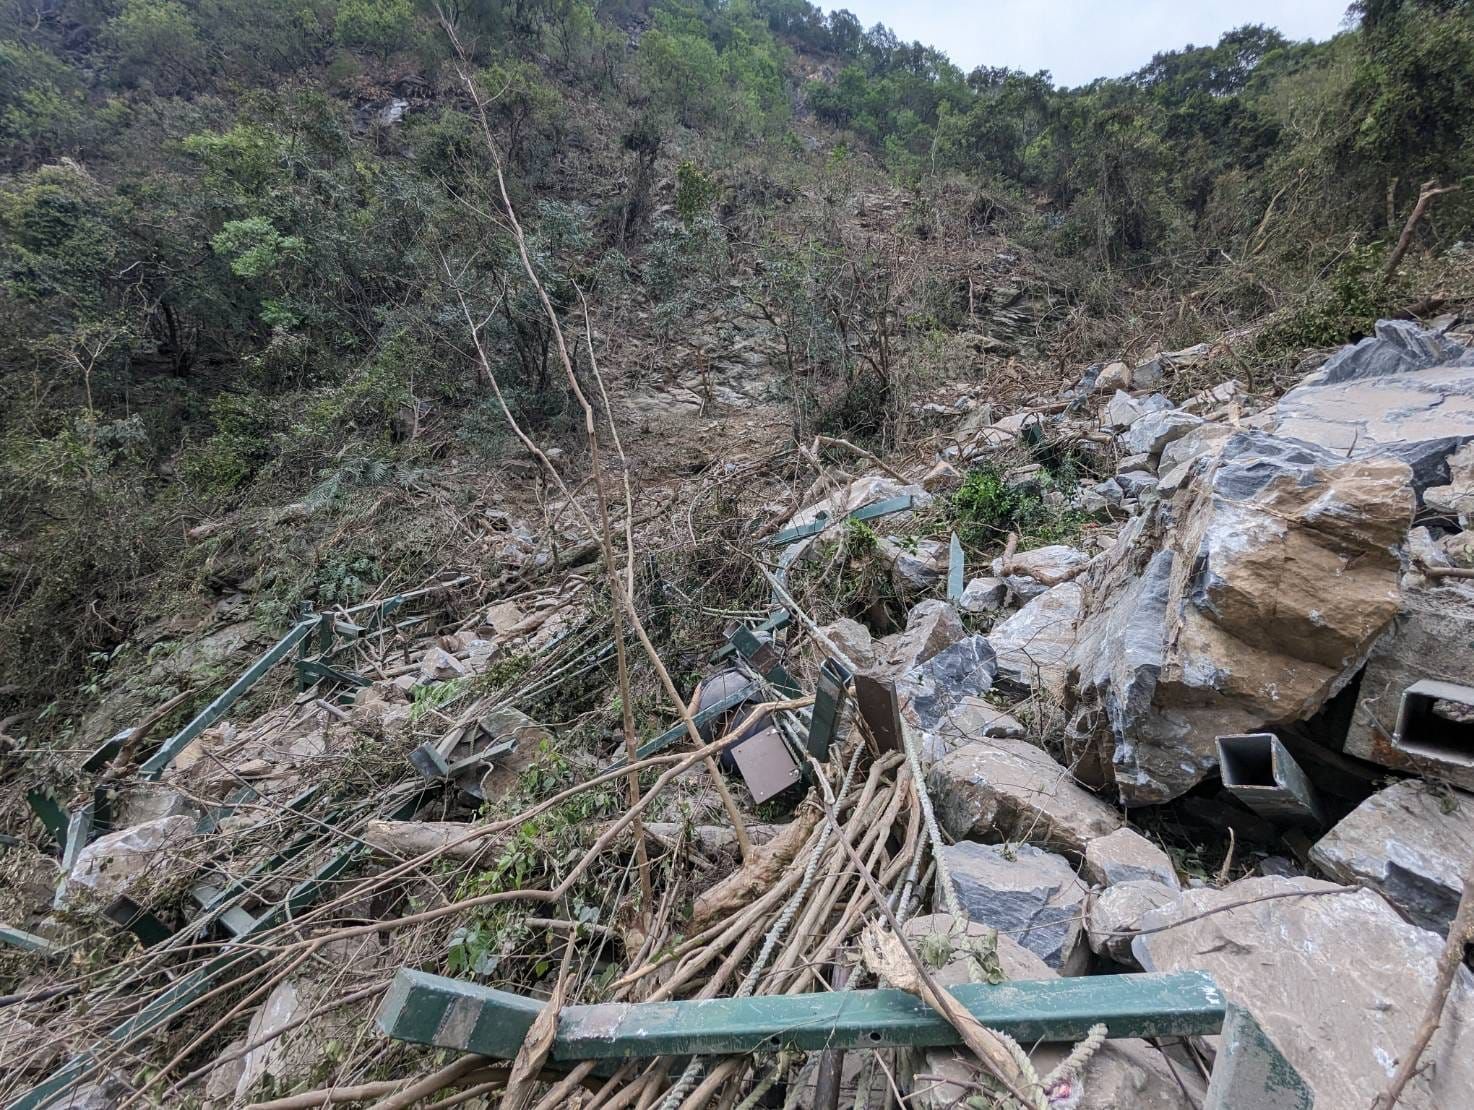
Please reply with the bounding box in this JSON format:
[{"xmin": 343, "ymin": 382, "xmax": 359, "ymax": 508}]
[
  {"xmin": 1310, "ymin": 779, "xmax": 1474, "ymax": 934},
  {"xmin": 1133, "ymin": 876, "xmax": 1474, "ymax": 1110},
  {"xmin": 942, "ymin": 841, "xmax": 1089, "ymax": 973},
  {"xmin": 1343, "ymin": 578, "xmax": 1474, "ymax": 788},
  {"xmin": 876, "ymin": 599, "xmax": 964, "ymax": 676},
  {"xmin": 929, "ymin": 737, "xmax": 1122, "ymax": 856},
  {"xmin": 1253, "ymin": 320, "xmax": 1474, "ymax": 491},
  {"xmin": 897, "ymin": 634, "xmax": 996, "ymax": 732},
  {"xmin": 1067, "ymin": 430, "xmax": 1413, "ymax": 802},
  {"xmin": 989, "ymin": 580, "xmax": 1085, "ymax": 698}
]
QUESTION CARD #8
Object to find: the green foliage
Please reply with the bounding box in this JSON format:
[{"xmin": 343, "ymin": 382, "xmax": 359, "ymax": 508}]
[
  {"xmin": 951, "ymin": 463, "xmax": 1088, "ymax": 551},
  {"xmin": 178, "ymin": 392, "xmax": 276, "ymax": 496},
  {"xmin": 674, "ymin": 160, "xmax": 719, "ymax": 225},
  {"xmin": 335, "ymin": 0, "xmax": 414, "ymax": 59},
  {"xmin": 104, "ymin": 0, "xmax": 207, "ymax": 94}
]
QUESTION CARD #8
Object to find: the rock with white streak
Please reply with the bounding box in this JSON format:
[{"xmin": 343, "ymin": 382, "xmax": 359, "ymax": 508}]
[
  {"xmin": 1066, "ymin": 430, "xmax": 1413, "ymax": 803},
  {"xmin": 989, "ymin": 581, "xmax": 1085, "ymax": 698},
  {"xmin": 1310, "ymin": 779, "xmax": 1474, "ymax": 934},
  {"xmin": 929, "ymin": 737, "xmax": 1122, "ymax": 856},
  {"xmin": 1133, "ymin": 876, "xmax": 1474, "ymax": 1110},
  {"xmin": 942, "ymin": 840, "xmax": 1090, "ymax": 973}
]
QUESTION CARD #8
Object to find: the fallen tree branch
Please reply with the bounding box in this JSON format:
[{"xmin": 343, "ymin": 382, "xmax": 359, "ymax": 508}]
[{"xmin": 1383, "ymin": 179, "xmax": 1461, "ymax": 283}]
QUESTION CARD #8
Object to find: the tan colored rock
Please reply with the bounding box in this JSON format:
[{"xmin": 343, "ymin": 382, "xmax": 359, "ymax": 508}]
[
  {"xmin": 1083, "ymin": 828, "xmax": 1179, "ymax": 890},
  {"xmin": 1086, "ymin": 879, "xmax": 1178, "ymax": 963},
  {"xmin": 816, "ymin": 617, "xmax": 876, "ymax": 668},
  {"xmin": 1067, "ymin": 430, "xmax": 1413, "ymax": 802},
  {"xmin": 1008, "ymin": 544, "xmax": 1090, "ymax": 586},
  {"xmin": 1133, "ymin": 876, "xmax": 1474, "ymax": 1110},
  {"xmin": 875, "ymin": 599, "xmax": 964, "ymax": 675},
  {"xmin": 929, "ymin": 737, "xmax": 1122, "ymax": 856}
]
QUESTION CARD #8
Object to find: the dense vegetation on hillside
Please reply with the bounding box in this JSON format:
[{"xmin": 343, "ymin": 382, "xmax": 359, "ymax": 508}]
[{"xmin": 3, "ymin": 0, "xmax": 1473, "ymax": 725}]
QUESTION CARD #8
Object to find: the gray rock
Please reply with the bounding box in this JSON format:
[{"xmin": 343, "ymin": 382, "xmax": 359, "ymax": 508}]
[
  {"xmin": 1114, "ymin": 470, "xmax": 1158, "ymax": 498},
  {"xmin": 1344, "ymin": 578, "xmax": 1474, "ymax": 789},
  {"xmin": 1086, "ymin": 879, "xmax": 1179, "ymax": 963},
  {"xmin": 1422, "ymin": 440, "xmax": 1474, "ymax": 521},
  {"xmin": 989, "ymin": 580, "xmax": 1084, "ymax": 698},
  {"xmin": 1009, "ymin": 544, "xmax": 1090, "ymax": 586},
  {"xmin": 113, "ymin": 783, "xmax": 201, "ymax": 828},
  {"xmin": 958, "ymin": 575, "xmax": 1007, "ymax": 613},
  {"xmin": 1304, "ymin": 318, "xmax": 1472, "ymax": 387},
  {"xmin": 1116, "ymin": 452, "xmax": 1153, "ymax": 475},
  {"xmin": 478, "ymin": 707, "xmax": 552, "ymax": 799},
  {"xmin": 943, "ymin": 841, "xmax": 1089, "ymax": 973},
  {"xmin": 929, "ymin": 737, "xmax": 1122, "ymax": 856},
  {"xmin": 1121, "ymin": 409, "xmax": 1203, "ymax": 457},
  {"xmin": 59, "ymin": 815, "xmax": 196, "ymax": 908},
  {"xmin": 1159, "ymin": 421, "xmax": 1233, "ymax": 472},
  {"xmin": 1090, "ymin": 477, "xmax": 1125, "ymax": 506},
  {"xmin": 877, "ymin": 599, "xmax": 964, "ymax": 675},
  {"xmin": 1255, "ymin": 323, "xmax": 1474, "ymax": 491},
  {"xmin": 1083, "ymin": 828, "xmax": 1180, "ymax": 890},
  {"xmin": 1004, "ymin": 574, "xmax": 1050, "ymax": 603},
  {"xmin": 897, "ymin": 634, "xmax": 996, "ymax": 732},
  {"xmin": 1133, "ymin": 876, "xmax": 1474, "ymax": 1110},
  {"xmin": 1310, "ymin": 779, "xmax": 1474, "ymax": 934}
]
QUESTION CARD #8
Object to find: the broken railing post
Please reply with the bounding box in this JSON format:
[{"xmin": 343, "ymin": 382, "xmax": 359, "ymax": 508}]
[
  {"xmin": 1390, "ymin": 679, "xmax": 1474, "ymax": 789},
  {"xmin": 806, "ymin": 657, "xmax": 852, "ymax": 762},
  {"xmin": 1215, "ymin": 733, "xmax": 1325, "ymax": 827},
  {"xmin": 947, "ymin": 531, "xmax": 964, "ymax": 602}
]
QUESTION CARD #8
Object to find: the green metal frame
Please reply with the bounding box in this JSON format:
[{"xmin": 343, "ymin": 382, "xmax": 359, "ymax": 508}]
[
  {"xmin": 726, "ymin": 624, "xmax": 800, "ymax": 699},
  {"xmin": 602, "ymin": 681, "xmax": 760, "ymax": 772},
  {"xmin": 806, "ymin": 658, "xmax": 851, "ymax": 762},
  {"xmin": 764, "ymin": 495, "xmax": 919, "ymax": 548},
  {"xmin": 0, "ymin": 924, "xmax": 64, "ymax": 958},
  {"xmin": 709, "ymin": 609, "xmax": 790, "ymax": 663},
  {"xmin": 947, "ymin": 531, "xmax": 964, "ymax": 602},
  {"xmin": 375, "ymin": 968, "xmax": 1308, "ymax": 1106}
]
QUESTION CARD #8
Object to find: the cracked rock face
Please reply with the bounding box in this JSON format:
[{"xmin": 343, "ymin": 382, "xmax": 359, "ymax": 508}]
[
  {"xmin": 941, "ymin": 840, "xmax": 1090, "ymax": 973},
  {"xmin": 1066, "ymin": 429, "xmax": 1413, "ymax": 803},
  {"xmin": 1133, "ymin": 876, "xmax": 1474, "ymax": 1110},
  {"xmin": 1253, "ymin": 320, "xmax": 1474, "ymax": 492},
  {"xmin": 1310, "ymin": 779, "xmax": 1474, "ymax": 934}
]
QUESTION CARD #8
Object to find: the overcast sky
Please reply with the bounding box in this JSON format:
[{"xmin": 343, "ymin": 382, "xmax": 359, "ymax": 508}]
[{"xmin": 826, "ymin": 1, "xmax": 1356, "ymax": 87}]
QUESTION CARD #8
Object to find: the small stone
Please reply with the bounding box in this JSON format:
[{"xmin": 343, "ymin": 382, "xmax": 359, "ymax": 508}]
[
  {"xmin": 1008, "ymin": 544, "xmax": 1089, "ymax": 586},
  {"xmin": 1086, "ymin": 879, "xmax": 1179, "ymax": 963},
  {"xmin": 417, "ymin": 646, "xmax": 467, "ymax": 684},
  {"xmin": 816, "ymin": 617, "xmax": 876, "ymax": 668},
  {"xmin": 1095, "ymin": 361, "xmax": 1131, "ymax": 392},
  {"xmin": 879, "ymin": 536, "xmax": 948, "ymax": 594},
  {"xmin": 958, "ymin": 575, "xmax": 1007, "ymax": 613},
  {"xmin": 1083, "ymin": 828, "xmax": 1180, "ymax": 890},
  {"xmin": 1121, "ymin": 410, "xmax": 1203, "ymax": 457}
]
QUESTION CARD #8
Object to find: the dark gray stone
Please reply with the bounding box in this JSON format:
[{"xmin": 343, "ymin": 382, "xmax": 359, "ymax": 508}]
[
  {"xmin": 897, "ymin": 634, "xmax": 997, "ymax": 732},
  {"xmin": 943, "ymin": 841, "xmax": 1088, "ymax": 972}
]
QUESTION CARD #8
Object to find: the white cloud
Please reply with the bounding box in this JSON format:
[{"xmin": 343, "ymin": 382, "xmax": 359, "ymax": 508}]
[{"xmin": 823, "ymin": 0, "xmax": 1355, "ymax": 86}]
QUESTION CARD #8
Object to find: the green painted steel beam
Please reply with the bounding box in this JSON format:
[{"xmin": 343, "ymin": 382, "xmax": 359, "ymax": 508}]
[
  {"xmin": 295, "ymin": 658, "xmax": 370, "ymax": 691},
  {"xmin": 709, "ymin": 609, "xmax": 790, "ymax": 662},
  {"xmin": 139, "ymin": 616, "xmax": 319, "ymax": 779},
  {"xmin": 25, "ymin": 791, "xmax": 68, "ymax": 848},
  {"xmin": 377, "ymin": 969, "xmax": 1226, "ymax": 1060},
  {"xmin": 603, "ymin": 681, "xmax": 759, "ymax": 772},
  {"xmin": 726, "ymin": 625, "xmax": 800, "ymax": 699},
  {"xmin": 948, "ymin": 531, "xmax": 964, "ymax": 602},
  {"xmin": 806, "ymin": 657, "xmax": 851, "ymax": 763},
  {"xmin": 764, "ymin": 495, "xmax": 918, "ymax": 548},
  {"xmin": 0, "ymin": 924, "xmax": 64, "ymax": 958}
]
